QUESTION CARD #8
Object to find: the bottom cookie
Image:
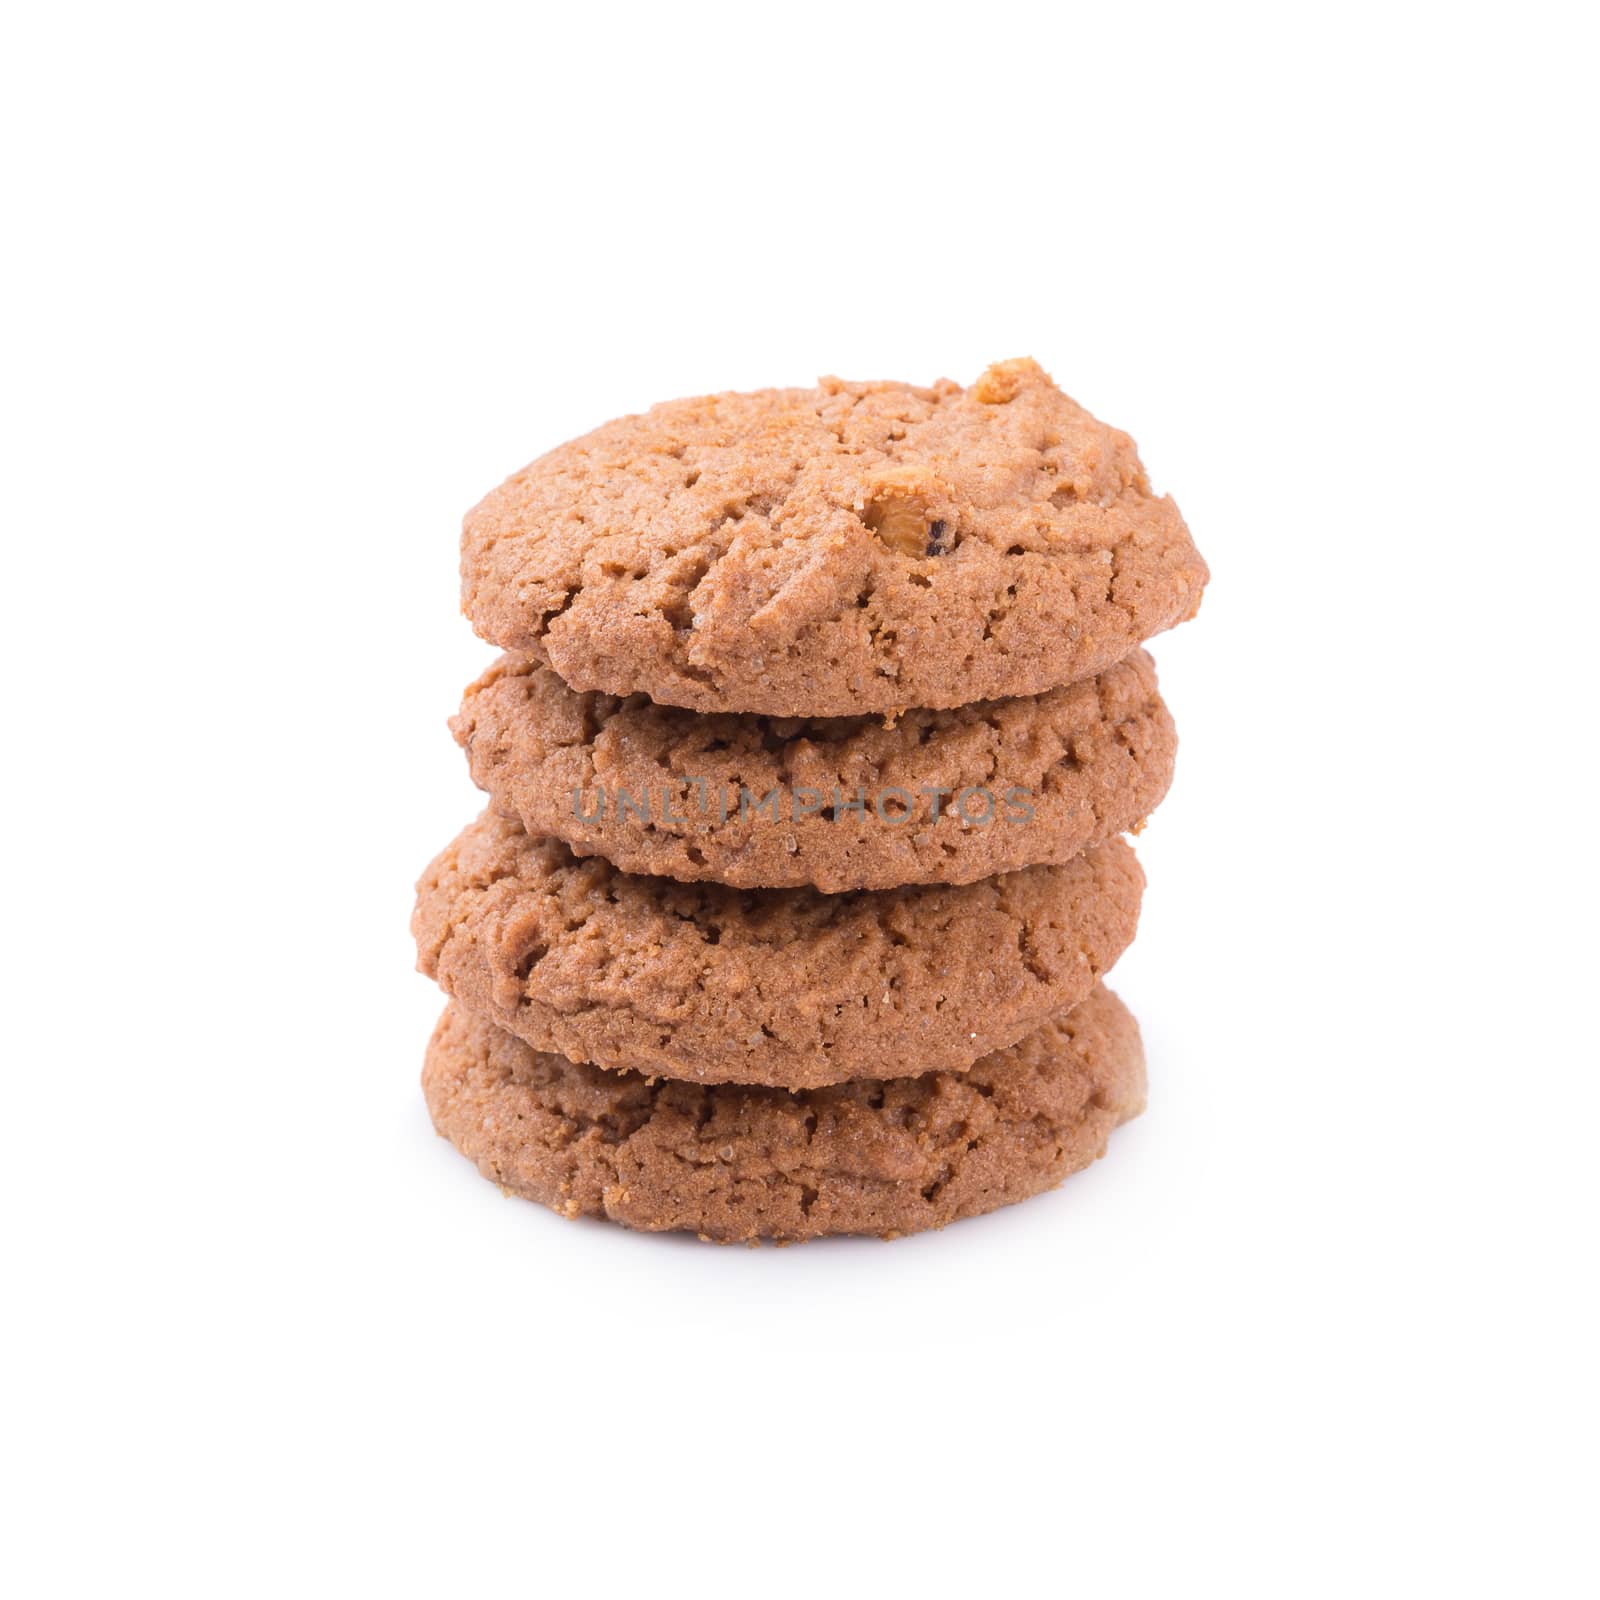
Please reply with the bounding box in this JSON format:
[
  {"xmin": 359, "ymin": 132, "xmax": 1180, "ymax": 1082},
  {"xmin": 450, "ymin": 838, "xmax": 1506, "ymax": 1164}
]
[{"xmin": 422, "ymin": 984, "xmax": 1146, "ymax": 1242}]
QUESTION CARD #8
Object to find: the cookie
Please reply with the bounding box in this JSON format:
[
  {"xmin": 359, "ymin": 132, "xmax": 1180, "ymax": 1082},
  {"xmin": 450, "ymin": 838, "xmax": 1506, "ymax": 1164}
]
[
  {"xmin": 461, "ymin": 358, "xmax": 1208, "ymax": 716},
  {"xmin": 412, "ymin": 811, "xmax": 1143, "ymax": 1089},
  {"xmin": 452, "ymin": 648, "xmax": 1176, "ymax": 892},
  {"xmin": 422, "ymin": 983, "xmax": 1146, "ymax": 1242}
]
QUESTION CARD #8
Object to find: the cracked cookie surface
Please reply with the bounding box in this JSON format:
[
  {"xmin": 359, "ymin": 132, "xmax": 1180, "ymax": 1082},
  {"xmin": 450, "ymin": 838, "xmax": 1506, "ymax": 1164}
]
[
  {"xmin": 422, "ymin": 983, "xmax": 1146, "ymax": 1242},
  {"xmin": 461, "ymin": 358, "xmax": 1208, "ymax": 716},
  {"xmin": 453, "ymin": 648, "xmax": 1176, "ymax": 891},
  {"xmin": 412, "ymin": 811, "xmax": 1143, "ymax": 1089}
]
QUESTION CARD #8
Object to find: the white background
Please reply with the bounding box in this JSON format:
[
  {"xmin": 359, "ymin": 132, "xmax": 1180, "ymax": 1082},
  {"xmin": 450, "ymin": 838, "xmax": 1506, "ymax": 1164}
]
[{"xmin": 4, "ymin": 4, "xmax": 1595, "ymax": 1595}]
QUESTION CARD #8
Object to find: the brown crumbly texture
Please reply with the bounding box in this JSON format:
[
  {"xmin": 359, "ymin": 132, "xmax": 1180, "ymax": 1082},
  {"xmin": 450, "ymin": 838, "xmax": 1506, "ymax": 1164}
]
[
  {"xmin": 423, "ymin": 984, "xmax": 1146, "ymax": 1242},
  {"xmin": 461, "ymin": 358, "xmax": 1208, "ymax": 716},
  {"xmin": 452, "ymin": 648, "xmax": 1177, "ymax": 892},
  {"xmin": 412, "ymin": 811, "xmax": 1144, "ymax": 1090}
]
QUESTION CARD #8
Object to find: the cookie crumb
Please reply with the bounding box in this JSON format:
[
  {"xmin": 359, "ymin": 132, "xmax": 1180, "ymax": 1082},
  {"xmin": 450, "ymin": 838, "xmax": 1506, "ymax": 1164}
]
[{"xmin": 974, "ymin": 356, "xmax": 1047, "ymax": 403}]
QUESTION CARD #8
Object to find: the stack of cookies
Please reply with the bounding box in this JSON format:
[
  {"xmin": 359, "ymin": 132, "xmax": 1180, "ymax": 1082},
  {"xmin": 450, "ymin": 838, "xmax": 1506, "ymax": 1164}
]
[{"xmin": 414, "ymin": 358, "xmax": 1207, "ymax": 1241}]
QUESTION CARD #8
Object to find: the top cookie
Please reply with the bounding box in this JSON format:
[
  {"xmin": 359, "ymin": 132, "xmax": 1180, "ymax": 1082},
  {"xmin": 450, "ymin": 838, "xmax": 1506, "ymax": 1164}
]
[{"xmin": 462, "ymin": 359, "xmax": 1208, "ymax": 716}]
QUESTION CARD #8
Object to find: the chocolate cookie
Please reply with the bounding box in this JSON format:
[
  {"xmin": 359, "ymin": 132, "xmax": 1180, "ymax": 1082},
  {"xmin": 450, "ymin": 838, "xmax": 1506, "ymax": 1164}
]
[
  {"xmin": 422, "ymin": 983, "xmax": 1146, "ymax": 1242},
  {"xmin": 461, "ymin": 358, "xmax": 1208, "ymax": 716},
  {"xmin": 452, "ymin": 648, "xmax": 1176, "ymax": 892},
  {"xmin": 412, "ymin": 811, "xmax": 1143, "ymax": 1089}
]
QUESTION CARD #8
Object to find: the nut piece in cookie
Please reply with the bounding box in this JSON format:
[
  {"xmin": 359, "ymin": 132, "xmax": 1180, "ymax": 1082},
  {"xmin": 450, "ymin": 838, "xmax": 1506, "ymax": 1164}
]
[{"xmin": 858, "ymin": 465, "xmax": 957, "ymax": 558}]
